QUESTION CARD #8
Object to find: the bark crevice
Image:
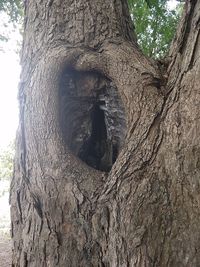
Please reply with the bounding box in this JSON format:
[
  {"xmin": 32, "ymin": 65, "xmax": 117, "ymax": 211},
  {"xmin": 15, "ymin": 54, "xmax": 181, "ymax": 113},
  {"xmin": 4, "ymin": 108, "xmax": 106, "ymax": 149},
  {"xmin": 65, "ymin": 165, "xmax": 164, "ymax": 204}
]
[{"xmin": 11, "ymin": 0, "xmax": 200, "ymax": 266}]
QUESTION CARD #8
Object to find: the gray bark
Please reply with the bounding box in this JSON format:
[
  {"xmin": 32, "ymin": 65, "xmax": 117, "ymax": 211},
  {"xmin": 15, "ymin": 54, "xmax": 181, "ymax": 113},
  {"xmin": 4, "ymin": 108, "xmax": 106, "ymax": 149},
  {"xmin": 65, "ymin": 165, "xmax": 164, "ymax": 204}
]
[{"xmin": 10, "ymin": 0, "xmax": 200, "ymax": 266}]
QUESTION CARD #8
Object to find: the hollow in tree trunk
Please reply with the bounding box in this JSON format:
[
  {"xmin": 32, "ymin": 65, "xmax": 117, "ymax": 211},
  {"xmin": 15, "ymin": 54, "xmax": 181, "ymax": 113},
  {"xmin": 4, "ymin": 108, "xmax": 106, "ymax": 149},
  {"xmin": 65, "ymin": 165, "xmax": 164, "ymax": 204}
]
[{"xmin": 10, "ymin": 0, "xmax": 200, "ymax": 266}]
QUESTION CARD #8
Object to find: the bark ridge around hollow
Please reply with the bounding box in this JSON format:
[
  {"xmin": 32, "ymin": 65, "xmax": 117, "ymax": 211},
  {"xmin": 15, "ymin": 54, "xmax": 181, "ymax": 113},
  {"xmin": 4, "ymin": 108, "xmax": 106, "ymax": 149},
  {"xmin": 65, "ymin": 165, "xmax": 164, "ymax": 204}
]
[{"xmin": 10, "ymin": 0, "xmax": 200, "ymax": 266}]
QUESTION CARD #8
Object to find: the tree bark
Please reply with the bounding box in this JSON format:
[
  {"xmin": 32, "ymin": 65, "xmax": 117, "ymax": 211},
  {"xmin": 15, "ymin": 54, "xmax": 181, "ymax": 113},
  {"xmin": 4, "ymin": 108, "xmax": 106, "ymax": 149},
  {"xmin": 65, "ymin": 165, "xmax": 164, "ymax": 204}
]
[{"xmin": 10, "ymin": 0, "xmax": 200, "ymax": 266}]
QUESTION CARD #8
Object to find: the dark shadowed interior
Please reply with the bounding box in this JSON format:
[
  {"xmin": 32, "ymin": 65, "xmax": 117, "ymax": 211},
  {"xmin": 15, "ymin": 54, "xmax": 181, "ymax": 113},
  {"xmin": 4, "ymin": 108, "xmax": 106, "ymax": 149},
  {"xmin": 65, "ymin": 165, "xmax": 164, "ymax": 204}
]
[{"xmin": 59, "ymin": 69, "xmax": 126, "ymax": 172}]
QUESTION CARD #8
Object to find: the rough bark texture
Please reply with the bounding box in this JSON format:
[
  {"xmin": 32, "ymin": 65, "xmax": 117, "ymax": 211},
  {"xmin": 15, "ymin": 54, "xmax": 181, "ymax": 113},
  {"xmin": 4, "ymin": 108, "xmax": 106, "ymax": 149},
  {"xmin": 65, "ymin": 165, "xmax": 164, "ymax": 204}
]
[{"xmin": 10, "ymin": 0, "xmax": 200, "ymax": 266}]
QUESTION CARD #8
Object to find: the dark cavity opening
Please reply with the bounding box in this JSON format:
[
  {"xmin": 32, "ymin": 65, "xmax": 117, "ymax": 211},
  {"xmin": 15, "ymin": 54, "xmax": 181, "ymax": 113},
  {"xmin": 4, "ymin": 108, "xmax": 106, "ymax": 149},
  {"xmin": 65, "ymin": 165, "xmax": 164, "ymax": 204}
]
[{"xmin": 59, "ymin": 69, "xmax": 126, "ymax": 172}]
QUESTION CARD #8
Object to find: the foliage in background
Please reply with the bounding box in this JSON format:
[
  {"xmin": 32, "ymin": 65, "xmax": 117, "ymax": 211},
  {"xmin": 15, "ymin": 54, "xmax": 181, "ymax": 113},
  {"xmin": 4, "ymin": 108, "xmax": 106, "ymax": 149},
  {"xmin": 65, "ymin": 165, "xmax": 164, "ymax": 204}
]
[
  {"xmin": 0, "ymin": 142, "xmax": 14, "ymax": 180},
  {"xmin": 0, "ymin": 0, "xmax": 23, "ymax": 43},
  {"xmin": 128, "ymin": 0, "xmax": 184, "ymax": 58},
  {"xmin": 0, "ymin": 0, "xmax": 183, "ymax": 58},
  {"xmin": 0, "ymin": 0, "xmax": 22, "ymax": 22}
]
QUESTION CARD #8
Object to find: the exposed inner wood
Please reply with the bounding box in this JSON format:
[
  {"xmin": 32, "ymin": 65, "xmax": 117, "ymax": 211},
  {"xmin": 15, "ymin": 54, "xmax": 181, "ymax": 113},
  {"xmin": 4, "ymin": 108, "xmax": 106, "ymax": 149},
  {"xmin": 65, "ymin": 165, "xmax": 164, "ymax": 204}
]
[
  {"xmin": 59, "ymin": 70, "xmax": 126, "ymax": 172},
  {"xmin": 10, "ymin": 0, "xmax": 200, "ymax": 266}
]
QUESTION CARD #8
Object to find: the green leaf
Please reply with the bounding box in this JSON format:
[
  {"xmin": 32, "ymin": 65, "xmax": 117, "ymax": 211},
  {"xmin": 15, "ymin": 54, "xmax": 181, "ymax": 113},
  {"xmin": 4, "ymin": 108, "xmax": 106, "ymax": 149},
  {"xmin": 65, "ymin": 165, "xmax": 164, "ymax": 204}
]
[{"xmin": 128, "ymin": 0, "xmax": 184, "ymax": 58}]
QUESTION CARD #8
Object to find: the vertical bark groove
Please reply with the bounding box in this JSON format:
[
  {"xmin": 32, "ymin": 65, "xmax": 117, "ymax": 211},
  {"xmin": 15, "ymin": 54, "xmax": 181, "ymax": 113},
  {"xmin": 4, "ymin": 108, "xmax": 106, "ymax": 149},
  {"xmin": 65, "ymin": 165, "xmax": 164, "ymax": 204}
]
[{"xmin": 10, "ymin": 0, "xmax": 200, "ymax": 266}]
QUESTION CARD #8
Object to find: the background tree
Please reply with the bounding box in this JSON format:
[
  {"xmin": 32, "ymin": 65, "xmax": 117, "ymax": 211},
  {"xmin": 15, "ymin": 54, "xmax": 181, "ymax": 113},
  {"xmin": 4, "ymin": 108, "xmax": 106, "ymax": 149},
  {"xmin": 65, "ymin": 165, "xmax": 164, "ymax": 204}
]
[
  {"xmin": 128, "ymin": 0, "xmax": 183, "ymax": 57},
  {"xmin": 0, "ymin": 0, "xmax": 22, "ymax": 22},
  {"xmin": 0, "ymin": 142, "xmax": 14, "ymax": 181},
  {"xmin": 0, "ymin": 0, "xmax": 182, "ymax": 57},
  {"xmin": 10, "ymin": 0, "xmax": 200, "ymax": 266},
  {"xmin": 0, "ymin": 0, "xmax": 22, "ymax": 46}
]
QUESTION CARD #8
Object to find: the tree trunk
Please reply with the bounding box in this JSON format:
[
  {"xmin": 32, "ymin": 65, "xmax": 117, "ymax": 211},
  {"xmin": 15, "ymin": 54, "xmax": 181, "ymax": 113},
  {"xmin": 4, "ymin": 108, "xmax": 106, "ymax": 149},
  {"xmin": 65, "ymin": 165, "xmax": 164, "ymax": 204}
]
[{"xmin": 10, "ymin": 0, "xmax": 200, "ymax": 266}]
